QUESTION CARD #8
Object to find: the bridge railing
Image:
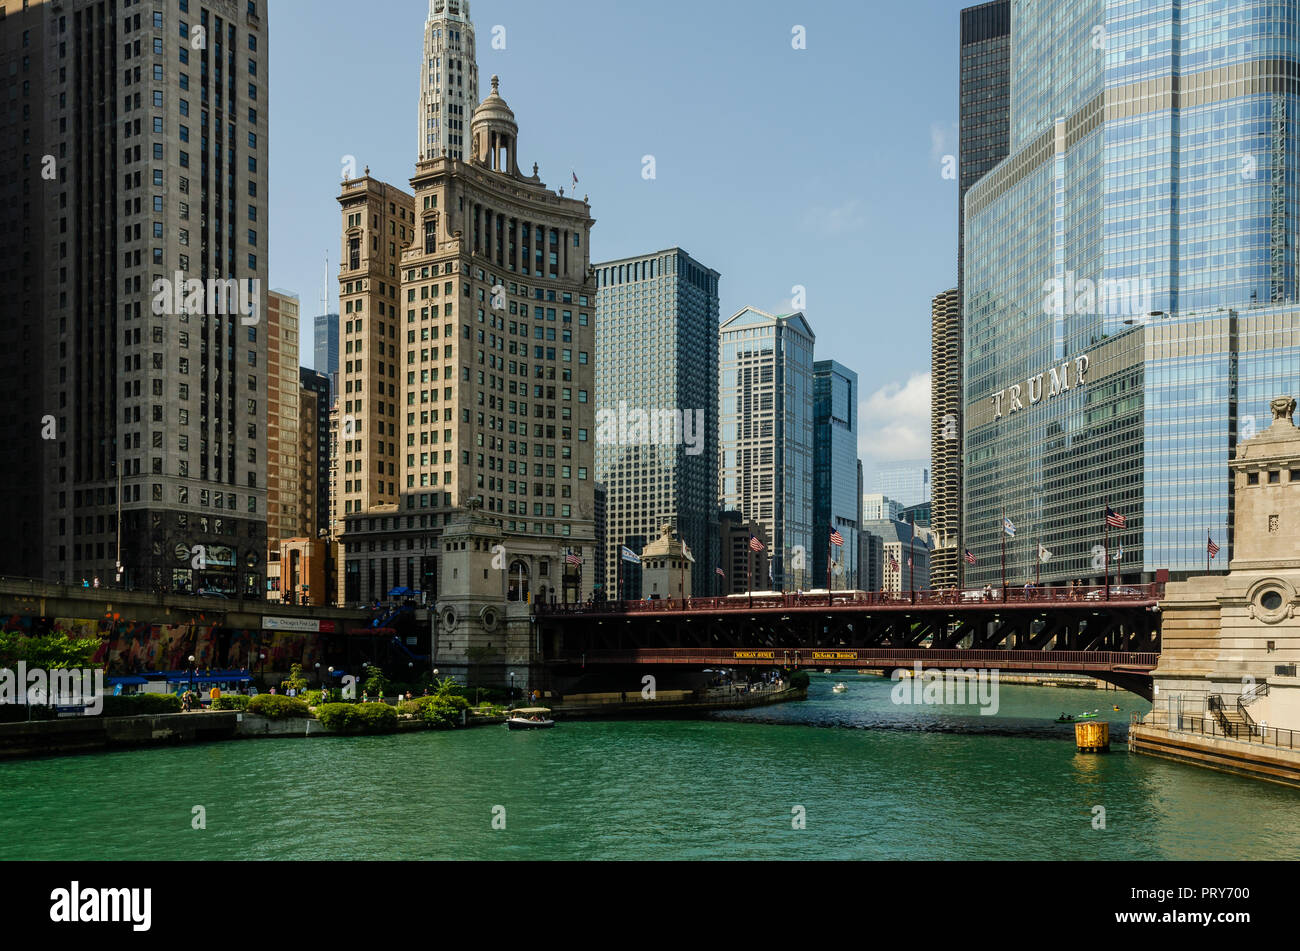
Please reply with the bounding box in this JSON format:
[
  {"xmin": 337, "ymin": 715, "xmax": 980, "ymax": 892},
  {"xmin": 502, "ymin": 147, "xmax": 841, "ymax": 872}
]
[
  {"xmin": 540, "ymin": 583, "xmax": 1165, "ymax": 617},
  {"xmin": 558, "ymin": 648, "xmax": 1160, "ymax": 671}
]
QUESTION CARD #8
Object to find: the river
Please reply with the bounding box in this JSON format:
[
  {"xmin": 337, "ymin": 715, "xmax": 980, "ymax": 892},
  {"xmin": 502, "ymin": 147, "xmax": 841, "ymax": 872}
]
[{"xmin": 1, "ymin": 673, "xmax": 1296, "ymax": 860}]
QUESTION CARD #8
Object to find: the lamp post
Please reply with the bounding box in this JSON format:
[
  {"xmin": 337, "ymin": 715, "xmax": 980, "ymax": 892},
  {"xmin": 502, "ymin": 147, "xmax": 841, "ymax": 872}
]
[
  {"xmin": 315, "ymin": 662, "xmax": 321, "ymax": 689},
  {"xmin": 188, "ymin": 654, "xmax": 196, "ymax": 708},
  {"xmin": 258, "ymin": 652, "xmax": 266, "ymax": 689},
  {"xmin": 327, "ymin": 666, "xmax": 335, "ymax": 702},
  {"xmin": 509, "ymin": 671, "xmax": 515, "ymax": 703}
]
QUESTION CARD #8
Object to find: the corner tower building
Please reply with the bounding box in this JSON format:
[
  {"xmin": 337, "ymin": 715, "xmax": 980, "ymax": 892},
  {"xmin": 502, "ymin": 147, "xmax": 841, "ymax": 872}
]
[{"xmin": 418, "ymin": 0, "xmax": 478, "ymax": 162}]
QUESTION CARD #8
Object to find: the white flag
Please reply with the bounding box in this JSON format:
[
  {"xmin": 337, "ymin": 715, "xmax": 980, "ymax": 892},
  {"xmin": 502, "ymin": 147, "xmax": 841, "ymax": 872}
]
[{"xmin": 1038, "ymin": 543, "xmax": 1052, "ymax": 563}]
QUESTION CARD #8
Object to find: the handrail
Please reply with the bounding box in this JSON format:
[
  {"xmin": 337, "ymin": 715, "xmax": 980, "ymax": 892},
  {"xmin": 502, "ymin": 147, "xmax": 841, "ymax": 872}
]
[
  {"xmin": 1208, "ymin": 695, "xmax": 1239, "ymax": 738},
  {"xmin": 1241, "ymin": 681, "xmax": 1270, "ymax": 705}
]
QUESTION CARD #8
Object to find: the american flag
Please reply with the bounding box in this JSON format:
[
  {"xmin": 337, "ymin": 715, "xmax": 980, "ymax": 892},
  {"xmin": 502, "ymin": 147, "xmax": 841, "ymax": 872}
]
[
  {"xmin": 829, "ymin": 526, "xmax": 844, "ymax": 546},
  {"xmin": 749, "ymin": 536, "xmax": 765, "ymax": 552},
  {"xmin": 964, "ymin": 549, "xmax": 977, "ymax": 565},
  {"xmin": 888, "ymin": 553, "xmax": 900, "ymax": 571},
  {"xmin": 565, "ymin": 552, "xmax": 583, "ymax": 567},
  {"xmin": 715, "ymin": 566, "xmax": 726, "ymax": 578},
  {"xmin": 1105, "ymin": 506, "xmax": 1126, "ymax": 529},
  {"xmin": 1208, "ymin": 537, "xmax": 1220, "ymax": 559}
]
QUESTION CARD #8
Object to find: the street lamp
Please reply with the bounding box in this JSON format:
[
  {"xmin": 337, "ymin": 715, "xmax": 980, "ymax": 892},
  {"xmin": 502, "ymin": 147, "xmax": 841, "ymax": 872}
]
[
  {"xmin": 509, "ymin": 671, "xmax": 515, "ymax": 702},
  {"xmin": 315, "ymin": 662, "xmax": 321, "ymax": 688},
  {"xmin": 327, "ymin": 666, "xmax": 335, "ymax": 702},
  {"xmin": 188, "ymin": 654, "xmax": 196, "ymax": 707}
]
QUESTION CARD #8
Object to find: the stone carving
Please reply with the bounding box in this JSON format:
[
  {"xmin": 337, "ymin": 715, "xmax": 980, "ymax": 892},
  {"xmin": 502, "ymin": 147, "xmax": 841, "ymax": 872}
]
[
  {"xmin": 1270, "ymin": 514, "xmax": 1280, "ymax": 535},
  {"xmin": 1271, "ymin": 396, "xmax": 1296, "ymax": 422}
]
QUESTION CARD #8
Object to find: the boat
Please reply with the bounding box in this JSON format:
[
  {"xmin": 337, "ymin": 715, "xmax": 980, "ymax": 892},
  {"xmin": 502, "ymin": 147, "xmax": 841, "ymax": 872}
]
[
  {"xmin": 506, "ymin": 707, "xmax": 555, "ymax": 730},
  {"xmin": 823, "ymin": 669, "xmax": 833, "ymax": 674},
  {"xmin": 1113, "ymin": 705, "xmax": 1121, "ymax": 712},
  {"xmin": 832, "ymin": 683, "xmax": 848, "ymax": 694},
  {"xmin": 1055, "ymin": 714, "xmax": 1074, "ymax": 723},
  {"xmin": 1076, "ymin": 710, "xmax": 1100, "ymax": 721}
]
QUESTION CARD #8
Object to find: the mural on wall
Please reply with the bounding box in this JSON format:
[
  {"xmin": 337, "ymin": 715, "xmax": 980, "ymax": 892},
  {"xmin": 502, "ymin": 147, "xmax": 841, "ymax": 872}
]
[{"xmin": 1, "ymin": 611, "xmax": 329, "ymax": 674}]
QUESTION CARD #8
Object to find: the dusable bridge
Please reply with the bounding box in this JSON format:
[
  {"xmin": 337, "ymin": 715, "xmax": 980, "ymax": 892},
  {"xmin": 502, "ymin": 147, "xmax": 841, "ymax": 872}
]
[{"xmin": 534, "ymin": 584, "xmax": 1164, "ymax": 699}]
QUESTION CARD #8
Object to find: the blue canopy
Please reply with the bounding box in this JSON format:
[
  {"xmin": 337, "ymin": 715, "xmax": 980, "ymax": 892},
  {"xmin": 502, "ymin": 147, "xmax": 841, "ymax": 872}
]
[
  {"xmin": 388, "ymin": 586, "xmax": 413, "ymax": 596},
  {"xmin": 106, "ymin": 676, "xmax": 149, "ymax": 686}
]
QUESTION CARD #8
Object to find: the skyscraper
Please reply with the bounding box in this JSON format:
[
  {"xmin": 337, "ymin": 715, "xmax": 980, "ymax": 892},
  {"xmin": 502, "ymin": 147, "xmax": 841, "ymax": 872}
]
[
  {"xmin": 300, "ymin": 367, "xmax": 331, "ymax": 539},
  {"xmin": 418, "ymin": 0, "xmax": 478, "ymax": 162},
  {"xmin": 932, "ymin": 2, "xmax": 1010, "ymax": 592},
  {"xmin": 813, "ymin": 360, "xmax": 859, "ymax": 590},
  {"xmin": 594, "ymin": 249, "xmax": 720, "ymax": 598},
  {"xmin": 0, "ymin": 0, "xmax": 270, "ymax": 594},
  {"xmin": 963, "ymin": 0, "xmax": 1300, "ymax": 585},
  {"xmin": 267, "ymin": 291, "xmax": 303, "ymax": 571},
  {"xmin": 719, "ymin": 307, "xmax": 815, "ymax": 590},
  {"xmin": 314, "ymin": 312, "xmax": 339, "ymax": 401},
  {"xmin": 930, "ymin": 287, "xmax": 961, "ymax": 588},
  {"xmin": 338, "ymin": 75, "xmax": 597, "ymax": 605},
  {"xmin": 873, "ymin": 463, "xmax": 929, "ymax": 508}
]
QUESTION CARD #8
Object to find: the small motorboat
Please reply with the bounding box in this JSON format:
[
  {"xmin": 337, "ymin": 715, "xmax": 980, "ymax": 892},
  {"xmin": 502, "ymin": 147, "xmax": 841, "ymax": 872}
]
[
  {"xmin": 832, "ymin": 683, "xmax": 848, "ymax": 694},
  {"xmin": 506, "ymin": 707, "xmax": 555, "ymax": 730},
  {"xmin": 823, "ymin": 669, "xmax": 833, "ymax": 674},
  {"xmin": 1076, "ymin": 710, "xmax": 1100, "ymax": 721}
]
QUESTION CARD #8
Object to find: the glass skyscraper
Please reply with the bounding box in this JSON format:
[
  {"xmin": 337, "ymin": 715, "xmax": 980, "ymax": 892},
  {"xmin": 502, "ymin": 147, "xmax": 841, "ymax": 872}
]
[
  {"xmin": 719, "ymin": 308, "xmax": 815, "ymax": 590},
  {"xmin": 314, "ymin": 313, "xmax": 339, "ymax": 403},
  {"xmin": 963, "ymin": 0, "xmax": 1300, "ymax": 586},
  {"xmin": 814, "ymin": 361, "xmax": 860, "ymax": 589},
  {"xmin": 594, "ymin": 249, "xmax": 720, "ymax": 597}
]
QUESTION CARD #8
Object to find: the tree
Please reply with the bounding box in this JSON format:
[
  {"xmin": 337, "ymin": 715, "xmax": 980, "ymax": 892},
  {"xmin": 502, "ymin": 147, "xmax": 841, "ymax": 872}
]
[
  {"xmin": 280, "ymin": 662, "xmax": 308, "ymax": 694},
  {"xmin": 363, "ymin": 664, "xmax": 389, "ymax": 696},
  {"xmin": 0, "ymin": 631, "xmax": 100, "ymax": 669}
]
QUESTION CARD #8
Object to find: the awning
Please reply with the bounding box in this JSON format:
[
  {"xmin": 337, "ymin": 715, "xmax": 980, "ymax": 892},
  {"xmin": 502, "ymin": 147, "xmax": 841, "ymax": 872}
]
[
  {"xmin": 106, "ymin": 676, "xmax": 149, "ymax": 686},
  {"xmin": 347, "ymin": 627, "xmax": 397, "ymax": 636}
]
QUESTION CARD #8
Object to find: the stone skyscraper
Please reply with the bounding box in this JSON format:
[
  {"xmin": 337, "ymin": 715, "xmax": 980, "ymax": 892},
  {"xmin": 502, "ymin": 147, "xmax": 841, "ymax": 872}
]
[
  {"xmin": 418, "ymin": 0, "xmax": 478, "ymax": 162},
  {"xmin": 594, "ymin": 249, "xmax": 720, "ymax": 599},
  {"xmin": 0, "ymin": 0, "xmax": 270, "ymax": 594},
  {"xmin": 337, "ymin": 75, "xmax": 597, "ymax": 617}
]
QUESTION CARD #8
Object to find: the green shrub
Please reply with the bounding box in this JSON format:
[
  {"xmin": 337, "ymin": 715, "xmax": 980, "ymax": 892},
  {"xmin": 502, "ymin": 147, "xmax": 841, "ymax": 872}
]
[
  {"xmin": 316, "ymin": 702, "xmax": 397, "ymax": 734},
  {"xmin": 247, "ymin": 694, "xmax": 311, "ymax": 720},
  {"xmin": 395, "ymin": 695, "xmax": 461, "ymax": 727},
  {"xmin": 211, "ymin": 695, "xmax": 250, "ymax": 711},
  {"xmin": 298, "ymin": 689, "xmax": 325, "ymax": 707},
  {"xmin": 100, "ymin": 693, "xmax": 183, "ymax": 717},
  {"xmin": 788, "ymin": 670, "xmax": 810, "ymax": 691}
]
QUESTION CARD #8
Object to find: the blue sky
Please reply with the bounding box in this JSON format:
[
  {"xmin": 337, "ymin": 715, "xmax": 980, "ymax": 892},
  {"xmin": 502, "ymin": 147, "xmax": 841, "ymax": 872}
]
[{"xmin": 269, "ymin": 0, "xmax": 968, "ymax": 485}]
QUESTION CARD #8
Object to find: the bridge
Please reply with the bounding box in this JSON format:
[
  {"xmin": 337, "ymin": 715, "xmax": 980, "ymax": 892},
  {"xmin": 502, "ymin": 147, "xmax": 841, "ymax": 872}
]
[{"xmin": 534, "ymin": 584, "xmax": 1164, "ymax": 699}]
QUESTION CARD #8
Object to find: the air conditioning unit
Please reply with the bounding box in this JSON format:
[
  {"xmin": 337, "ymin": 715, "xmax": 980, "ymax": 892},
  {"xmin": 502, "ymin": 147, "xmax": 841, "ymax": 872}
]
[{"xmin": 1274, "ymin": 664, "xmax": 1297, "ymax": 677}]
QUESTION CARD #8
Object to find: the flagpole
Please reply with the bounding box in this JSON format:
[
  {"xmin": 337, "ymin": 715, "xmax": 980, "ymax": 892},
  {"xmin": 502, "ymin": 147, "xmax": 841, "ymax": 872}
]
[
  {"xmin": 909, "ymin": 516, "xmax": 915, "ymax": 604},
  {"xmin": 1035, "ymin": 538, "xmax": 1040, "ymax": 587},
  {"xmin": 826, "ymin": 529, "xmax": 832, "ymax": 594},
  {"xmin": 1000, "ymin": 507, "xmax": 1007, "ymax": 603},
  {"xmin": 1104, "ymin": 513, "xmax": 1110, "ymax": 602},
  {"xmin": 1206, "ymin": 526, "xmax": 1210, "ymax": 575},
  {"xmin": 617, "ymin": 549, "xmax": 623, "ymax": 605}
]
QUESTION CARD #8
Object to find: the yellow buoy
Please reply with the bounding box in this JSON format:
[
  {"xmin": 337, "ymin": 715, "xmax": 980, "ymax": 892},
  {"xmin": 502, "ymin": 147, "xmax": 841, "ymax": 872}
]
[{"xmin": 1075, "ymin": 720, "xmax": 1110, "ymax": 753}]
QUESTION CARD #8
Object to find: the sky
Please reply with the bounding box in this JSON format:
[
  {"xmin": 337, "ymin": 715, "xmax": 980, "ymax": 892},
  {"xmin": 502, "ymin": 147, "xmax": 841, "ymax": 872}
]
[{"xmin": 269, "ymin": 0, "xmax": 968, "ymax": 488}]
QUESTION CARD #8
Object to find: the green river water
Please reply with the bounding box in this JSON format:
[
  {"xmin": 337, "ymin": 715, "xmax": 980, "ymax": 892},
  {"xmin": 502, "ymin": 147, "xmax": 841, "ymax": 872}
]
[{"xmin": 1, "ymin": 674, "xmax": 1297, "ymax": 860}]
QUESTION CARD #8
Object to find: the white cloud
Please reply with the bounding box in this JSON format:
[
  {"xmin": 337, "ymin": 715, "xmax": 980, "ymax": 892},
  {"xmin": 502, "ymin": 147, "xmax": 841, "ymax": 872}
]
[{"xmin": 859, "ymin": 372, "xmax": 932, "ymax": 464}]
